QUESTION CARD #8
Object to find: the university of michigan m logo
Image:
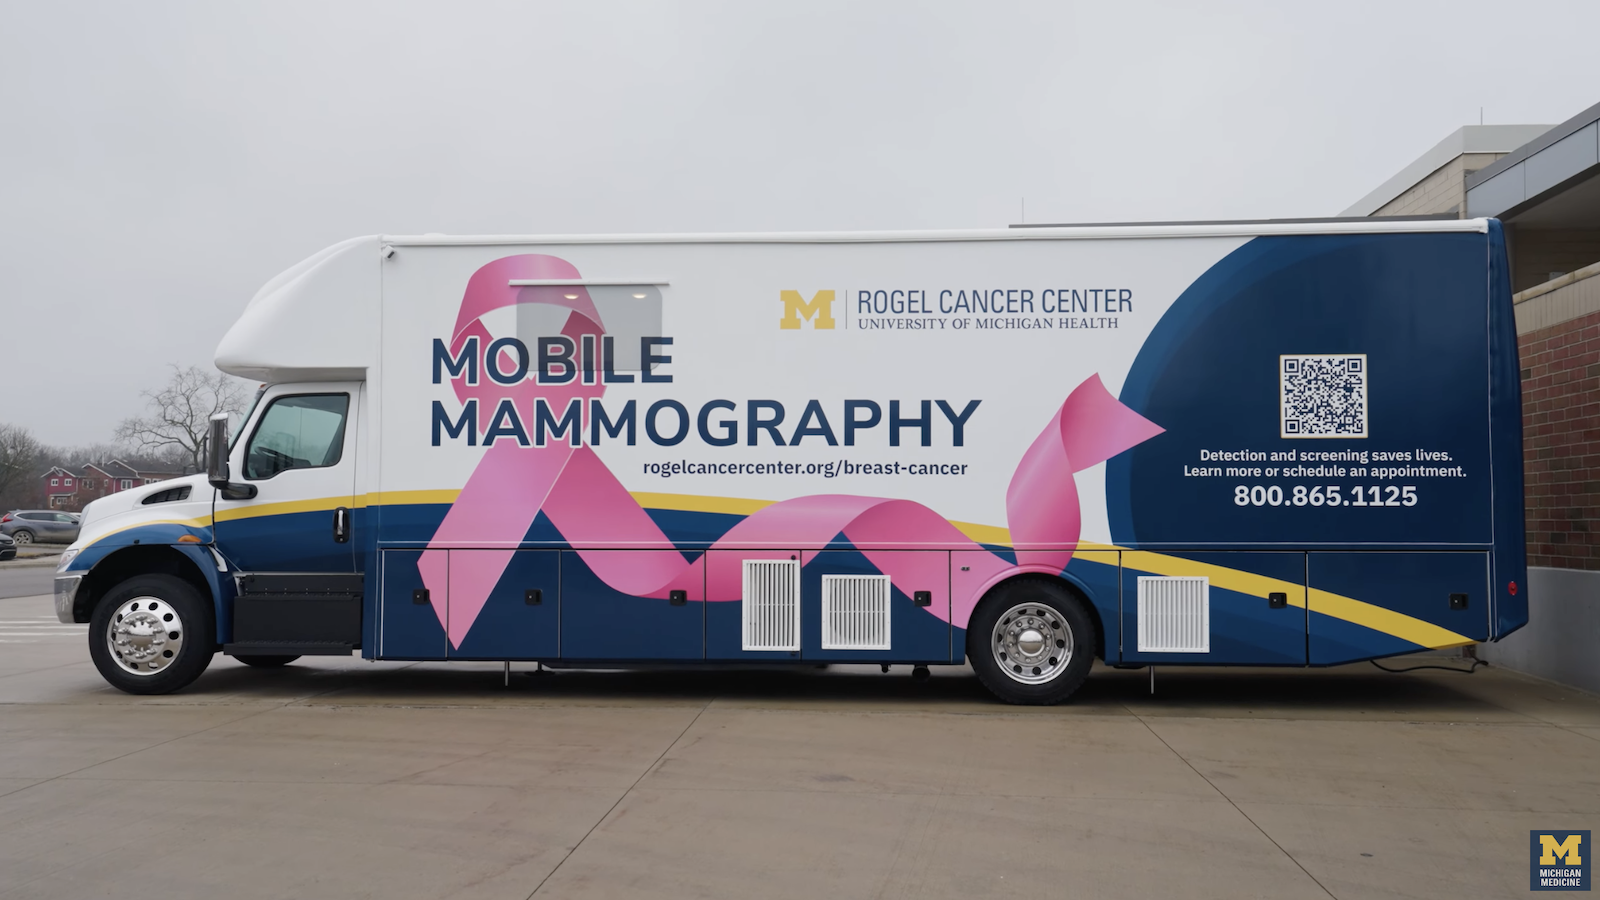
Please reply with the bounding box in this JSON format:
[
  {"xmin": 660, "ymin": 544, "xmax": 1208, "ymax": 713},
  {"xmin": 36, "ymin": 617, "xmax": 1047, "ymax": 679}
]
[
  {"xmin": 1540, "ymin": 833, "xmax": 1583, "ymax": 865},
  {"xmin": 780, "ymin": 290, "xmax": 836, "ymax": 330}
]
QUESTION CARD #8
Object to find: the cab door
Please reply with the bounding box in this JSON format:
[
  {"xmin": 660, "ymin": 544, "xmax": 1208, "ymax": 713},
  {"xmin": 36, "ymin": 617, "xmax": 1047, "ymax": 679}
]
[{"xmin": 214, "ymin": 384, "xmax": 360, "ymax": 574}]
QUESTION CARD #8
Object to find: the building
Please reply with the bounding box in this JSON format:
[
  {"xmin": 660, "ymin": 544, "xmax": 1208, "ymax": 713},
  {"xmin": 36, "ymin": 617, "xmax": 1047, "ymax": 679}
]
[
  {"xmin": 103, "ymin": 459, "xmax": 183, "ymax": 492},
  {"xmin": 1342, "ymin": 124, "xmax": 1552, "ymax": 219},
  {"xmin": 41, "ymin": 467, "xmax": 84, "ymax": 509},
  {"xmin": 1353, "ymin": 102, "xmax": 1600, "ymax": 693},
  {"xmin": 40, "ymin": 460, "xmax": 185, "ymax": 511}
]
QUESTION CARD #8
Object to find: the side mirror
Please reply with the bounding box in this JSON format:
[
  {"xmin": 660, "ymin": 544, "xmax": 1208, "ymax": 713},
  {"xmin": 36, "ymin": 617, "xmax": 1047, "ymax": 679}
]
[{"xmin": 207, "ymin": 414, "xmax": 231, "ymax": 489}]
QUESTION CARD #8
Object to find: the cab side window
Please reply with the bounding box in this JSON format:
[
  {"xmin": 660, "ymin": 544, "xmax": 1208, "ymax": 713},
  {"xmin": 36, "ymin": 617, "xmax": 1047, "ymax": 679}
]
[{"xmin": 244, "ymin": 394, "xmax": 350, "ymax": 480}]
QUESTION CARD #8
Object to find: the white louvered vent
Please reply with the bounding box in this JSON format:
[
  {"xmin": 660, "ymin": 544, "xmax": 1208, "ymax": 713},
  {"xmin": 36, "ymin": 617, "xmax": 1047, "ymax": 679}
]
[
  {"xmin": 742, "ymin": 559, "xmax": 801, "ymax": 651},
  {"xmin": 1137, "ymin": 576, "xmax": 1210, "ymax": 653},
  {"xmin": 821, "ymin": 575, "xmax": 891, "ymax": 650}
]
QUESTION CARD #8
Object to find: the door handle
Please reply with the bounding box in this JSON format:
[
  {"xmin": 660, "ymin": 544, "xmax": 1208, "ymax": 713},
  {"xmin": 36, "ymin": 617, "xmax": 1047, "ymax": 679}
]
[{"xmin": 333, "ymin": 507, "xmax": 350, "ymax": 544}]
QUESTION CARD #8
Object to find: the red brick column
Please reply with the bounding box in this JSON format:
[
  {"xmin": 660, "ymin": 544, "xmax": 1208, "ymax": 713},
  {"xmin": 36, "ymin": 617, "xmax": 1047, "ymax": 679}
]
[{"xmin": 1521, "ymin": 309, "xmax": 1600, "ymax": 568}]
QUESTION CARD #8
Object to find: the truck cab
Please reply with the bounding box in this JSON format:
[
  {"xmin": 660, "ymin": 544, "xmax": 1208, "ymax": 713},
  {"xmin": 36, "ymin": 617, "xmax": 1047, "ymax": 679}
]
[{"xmin": 55, "ymin": 236, "xmax": 381, "ymax": 693}]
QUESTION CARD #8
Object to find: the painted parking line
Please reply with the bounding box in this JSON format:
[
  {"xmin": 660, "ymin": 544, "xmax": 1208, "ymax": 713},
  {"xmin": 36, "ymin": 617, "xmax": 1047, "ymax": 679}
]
[{"xmin": 0, "ymin": 619, "xmax": 88, "ymax": 643}]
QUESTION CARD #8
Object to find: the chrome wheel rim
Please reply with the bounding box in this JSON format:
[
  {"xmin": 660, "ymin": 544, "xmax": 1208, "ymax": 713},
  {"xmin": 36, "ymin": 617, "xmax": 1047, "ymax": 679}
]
[
  {"xmin": 12, "ymin": 531, "xmax": 31, "ymax": 545},
  {"xmin": 991, "ymin": 602, "xmax": 1072, "ymax": 685},
  {"xmin": 106, "ymin": 596, "xmax": 184, "ymax": 676}
]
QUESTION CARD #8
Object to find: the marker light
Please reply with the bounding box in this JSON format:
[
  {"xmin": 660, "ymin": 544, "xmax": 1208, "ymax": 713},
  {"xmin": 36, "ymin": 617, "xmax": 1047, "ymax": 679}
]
[
  {"xmin": 632, "ymin": 293, "xmax": 647, "ymax": 299},
  {"xmin": 564, "ymin": 294, "xmax": 578, "ymax": 300}
]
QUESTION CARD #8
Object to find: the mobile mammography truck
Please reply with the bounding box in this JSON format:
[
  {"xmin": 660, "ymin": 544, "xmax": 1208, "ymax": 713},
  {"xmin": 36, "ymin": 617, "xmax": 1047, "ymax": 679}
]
[{"xmin": 55, "ymin": 219, "xmax": 1527, "ymax": 703}]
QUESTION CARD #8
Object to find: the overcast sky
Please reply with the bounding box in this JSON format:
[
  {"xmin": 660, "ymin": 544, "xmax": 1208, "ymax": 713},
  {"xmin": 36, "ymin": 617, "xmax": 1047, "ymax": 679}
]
[{"xmin": 3, "ymin": 0, "xmax": 1598, "ymax": 447}]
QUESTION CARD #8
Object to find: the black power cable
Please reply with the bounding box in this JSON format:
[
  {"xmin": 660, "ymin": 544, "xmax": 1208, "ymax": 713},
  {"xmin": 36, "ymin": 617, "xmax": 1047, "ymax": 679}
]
[{"xmin": 1370, "ymin": 658, "xmax": 1487, "ymax": 675}]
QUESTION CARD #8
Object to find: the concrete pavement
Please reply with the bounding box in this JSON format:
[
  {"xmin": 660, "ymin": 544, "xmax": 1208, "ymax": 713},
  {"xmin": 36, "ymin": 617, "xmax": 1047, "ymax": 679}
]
[
  {"xmin": 0, "ymin": 589, "xmax": 1597, "ymax": 899},
  {"xmin": 0, "ymin": 569, "xmax": 55, "ymax": 601}
]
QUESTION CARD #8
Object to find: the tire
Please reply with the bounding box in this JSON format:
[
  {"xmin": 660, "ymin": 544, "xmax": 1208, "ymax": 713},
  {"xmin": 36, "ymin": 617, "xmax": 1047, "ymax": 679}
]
[
  {"xmin": 11, "ymin": 530, "xmax": 33, "ymax": 545},
  {"xmin": 88, "ymin": 574, "xmax": 216, "ymax": 695},
  {"xmin": 967, "ymin": 578, "xmax": 1095, "ymax": 705},
  {"xmin": 233, "ymin": 654, "xmax": 300, "ymax": 668}
]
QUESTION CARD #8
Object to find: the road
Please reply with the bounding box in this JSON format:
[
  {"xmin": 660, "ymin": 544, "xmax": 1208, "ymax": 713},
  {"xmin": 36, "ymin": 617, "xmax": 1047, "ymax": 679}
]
[
  {"xmin": 0, "ymin": 586, "xmax": 1596, "ymax": 899},
  {"xmin": 0, "ymin": 567, "xmax": 54, "ymax": 600}
]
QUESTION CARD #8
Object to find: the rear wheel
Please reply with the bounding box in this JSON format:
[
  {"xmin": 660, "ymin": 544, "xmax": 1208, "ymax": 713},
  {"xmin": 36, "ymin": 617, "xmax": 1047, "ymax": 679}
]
[
  {"xmin": 88, "ymin": 574, "xmax": 215, "ymax": 695},
  {"xmin": 233, "ymin": 654, "xmax": 300, "ymax": 668},
  {"xmin": 968, "ymin": 578, "xmax": 1094, "ymax": 705},
  {"xmin": 11, "ymin": 530, "xmax": 33, "ymax": 545}
]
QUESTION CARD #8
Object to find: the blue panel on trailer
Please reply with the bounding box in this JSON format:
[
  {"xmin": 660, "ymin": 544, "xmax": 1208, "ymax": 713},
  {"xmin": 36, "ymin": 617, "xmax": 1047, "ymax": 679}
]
[
  {"xmin": 1121, "ymin": 552, "xmax": 1307, "ymax": 665},
  {"xmin": 560, "ymin": 550, "xmax": 704, "ymax": 660},
  {"xmin": 448, "ymin": 550, "xmax": 559, "ymax": 659},
  {"xmin": 379, "ymin": 549, "xmax": 447, "ymax": 659},
  {"xmin": 1110, "ymin": 232, "xmax": 1493, "ymax": 548},
  {"xmin": 1486, "ymin": 220, "xmax": 1530, "ymax": 638},
  {"xmin": 374, "ymin": 502, "xmax": 452, "ymax": 545},
  {"xmin": 1307, "ymin": 615, "xmax": 1422, "ymax": 667},
  {"xmin": 1308, "ymin": 552, "xmax": 1488, "ymax": 664},
  {"xmin": 641, "ymin": 507, "xmax": 744, "ymax": 549},
  {"xmin": 1062, "ymin": 553, "xmax": 1120, "ymax": 663},
  {"xmin": 798, "ymin": 550, "xmax": 950, "ymax": 662}
]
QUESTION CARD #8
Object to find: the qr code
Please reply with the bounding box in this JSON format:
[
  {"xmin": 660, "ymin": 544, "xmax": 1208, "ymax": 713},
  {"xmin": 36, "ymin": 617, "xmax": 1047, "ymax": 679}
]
[{"xmin": 1280, "ymin": 354, "xmax": 1368, "ymax": 438}]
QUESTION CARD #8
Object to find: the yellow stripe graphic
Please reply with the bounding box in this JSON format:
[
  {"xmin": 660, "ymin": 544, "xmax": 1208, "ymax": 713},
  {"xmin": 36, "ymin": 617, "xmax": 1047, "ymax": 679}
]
[
  {"xmin": 88, "ymin": 489, "xmax": 1471, "ymax": 650},
  {"xmin": 214, "ymin": 496, "xmax": 352, "ymax": 521},
  {"xmin": 1119, "ymin": 550, "xmax": 1471, "ymax": 650},
  {"xmin": 80, "ymin": 516, "xmax": 213, "ymax": 552},
  {"xmin": 1306, "ymin": 589, "xmax": 1473, "ymax": 650}
]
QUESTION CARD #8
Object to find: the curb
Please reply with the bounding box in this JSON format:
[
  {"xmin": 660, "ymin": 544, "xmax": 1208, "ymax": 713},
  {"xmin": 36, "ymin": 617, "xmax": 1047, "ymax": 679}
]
[{"xmin": 0, "ymin": 558, "xmax": 62, "ymax": 570}]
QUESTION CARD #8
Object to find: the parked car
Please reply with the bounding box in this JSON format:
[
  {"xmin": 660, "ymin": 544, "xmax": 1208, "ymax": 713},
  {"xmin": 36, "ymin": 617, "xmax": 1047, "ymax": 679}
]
[
  {"xmin": 0, "ymin": 533, "xmax": 14, "ymax": 561},
  {"xmin": 1, "ymin": 510, "xmax": 81, "ymax": 544}
]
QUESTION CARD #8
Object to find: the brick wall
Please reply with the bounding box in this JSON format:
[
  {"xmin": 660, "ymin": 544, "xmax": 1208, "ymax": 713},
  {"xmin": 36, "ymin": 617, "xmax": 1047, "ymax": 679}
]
[{"xmin": 1521, "ymin": 306, "xmax": 1600, "ymax": 568}]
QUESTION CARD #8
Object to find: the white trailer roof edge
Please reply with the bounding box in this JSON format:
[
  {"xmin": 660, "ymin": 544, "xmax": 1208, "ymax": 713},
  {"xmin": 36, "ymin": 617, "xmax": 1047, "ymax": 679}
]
[{"xmin": 382, "ymin": 219, "xmax": 1490, "ymax": 248}]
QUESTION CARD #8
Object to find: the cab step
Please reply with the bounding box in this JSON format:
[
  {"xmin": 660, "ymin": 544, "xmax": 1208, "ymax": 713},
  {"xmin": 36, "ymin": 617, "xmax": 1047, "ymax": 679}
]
[{"xmin": 223, "ymin": 642, "xmax": 355, "ymax": 656}]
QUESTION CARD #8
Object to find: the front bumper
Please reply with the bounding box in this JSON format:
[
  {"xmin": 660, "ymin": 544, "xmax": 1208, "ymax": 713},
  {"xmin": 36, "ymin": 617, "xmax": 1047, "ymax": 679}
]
[{"xmin": 54, "ymin": 574, "xmax": 82, "ymax": 624}]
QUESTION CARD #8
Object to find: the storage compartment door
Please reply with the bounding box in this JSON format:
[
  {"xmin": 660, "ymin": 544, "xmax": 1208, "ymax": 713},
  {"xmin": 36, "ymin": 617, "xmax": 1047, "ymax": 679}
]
[
  {"xmin": 559, "ymin": 550, "xmax": 703, "ymax": 660},
  {"xmin": 448, "ymin": 550, "xmax": 559, "ymax": 659},
  {"xmin": 1308, "ymin": 552, "xmax": 1488, "ymax": 665},
  {"xmin": 1120, "ymin": 552, "xmax": 1307, "ymax": 665},
  {"xmin": 378, "ymin": 550, "xmax": 447, "ymax": 659},
  {"xmin": 801, "ymin": 550, "xmax": 949, "ymax": 662},
  {"xmin": 705, "ymin": 550, "xmax": 800, "ymax": 660}
]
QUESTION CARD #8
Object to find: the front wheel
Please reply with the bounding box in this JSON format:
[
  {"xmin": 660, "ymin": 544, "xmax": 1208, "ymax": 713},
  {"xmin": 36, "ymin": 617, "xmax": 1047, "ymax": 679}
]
[
  {"xmin": 968, "ymin": 578, "xmax": 1094, "ymax": 705},
  {"xmin": 88, "ymin": 574, "xmax": 215, "ymax": 695}
]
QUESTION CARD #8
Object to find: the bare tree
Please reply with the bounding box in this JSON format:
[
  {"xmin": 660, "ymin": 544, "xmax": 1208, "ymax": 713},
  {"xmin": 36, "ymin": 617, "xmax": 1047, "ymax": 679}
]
[
  {"xmin": 48, "ymin": 442, "xmax": 123, "ymax": 470},
  {"xmin": 116, "ymin": 366, "xmax": 250, "ymax": 474},
  {"xmin": 0, "ymin": 424, "xmax": 43, "ymax": 508}
]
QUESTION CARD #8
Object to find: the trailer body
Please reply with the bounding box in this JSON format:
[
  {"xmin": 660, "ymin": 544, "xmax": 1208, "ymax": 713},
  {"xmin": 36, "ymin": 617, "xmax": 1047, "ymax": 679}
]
[{"xmin": 57, "ymin": 220, "xmax": 1527, "ymax": 699}]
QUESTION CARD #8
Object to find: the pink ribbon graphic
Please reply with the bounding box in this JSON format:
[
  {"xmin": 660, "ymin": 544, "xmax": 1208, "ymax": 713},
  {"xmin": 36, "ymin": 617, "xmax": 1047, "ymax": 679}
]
[{"xmin": 421, "ymin": 255, "xmax": 1164, "ymax": 648}]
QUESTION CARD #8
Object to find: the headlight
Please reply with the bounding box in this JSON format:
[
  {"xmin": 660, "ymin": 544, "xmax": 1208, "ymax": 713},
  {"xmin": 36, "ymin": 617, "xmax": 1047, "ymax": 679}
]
[{"xmin": 56, "ymin": 549, "xmax": 79, "ymax": 571}]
